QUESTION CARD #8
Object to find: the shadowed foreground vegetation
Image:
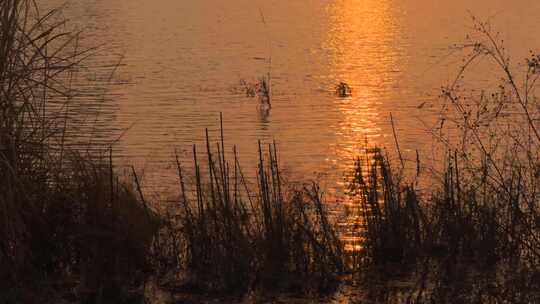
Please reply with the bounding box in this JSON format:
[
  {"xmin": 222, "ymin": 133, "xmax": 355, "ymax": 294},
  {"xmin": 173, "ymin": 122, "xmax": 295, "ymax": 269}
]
[
  {"xmin": 341, "ymin": 18, "xmax": 540, "ymax": 303},
  {"xmin": 152, "ymin": 122, "xmax": 344, "ymax": 295},
  {"xmin": 2, "ymin": 2, "xmax": 540, "ymax": 303},
  {"xmin": 0, "ymin": 1, "xmax": 160, "ymax": 302}
]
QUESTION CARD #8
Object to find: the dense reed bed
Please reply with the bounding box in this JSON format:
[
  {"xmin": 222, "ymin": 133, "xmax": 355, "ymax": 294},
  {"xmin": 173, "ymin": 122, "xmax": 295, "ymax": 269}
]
[
  {"xmin": 0, "ymin": 1, "xmax": 159, "ymax": 302},
  {"xmin": 343, "ymin": 18, "xmax": 540, "ymax": 302},
  {"xmin": 153, "ymin": 116, "xmax": 343, "ymax": 295}
]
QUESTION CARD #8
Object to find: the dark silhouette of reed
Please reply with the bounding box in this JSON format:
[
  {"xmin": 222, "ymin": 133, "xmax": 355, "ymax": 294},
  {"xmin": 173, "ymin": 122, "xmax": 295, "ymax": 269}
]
[
  {"xmin": 0, "ymin": 1, "xmax": 159, "ymax": 302},
  {"xmin": 239, "ymin": 75, "xmax": 272, "ymax": 107},
  {"xmin": 343, "ymin": 18, "xmax": 540, "ymax": 303},
  {"xmin": 153, "ymin": 114, "xmax": 343, "ymax": 295}
]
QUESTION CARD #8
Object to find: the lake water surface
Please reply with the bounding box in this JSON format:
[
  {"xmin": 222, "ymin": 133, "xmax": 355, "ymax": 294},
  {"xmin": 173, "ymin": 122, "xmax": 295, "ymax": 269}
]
[{"xmin": 45, "ymin": 0, "xmax": 540, "ymax": 197}]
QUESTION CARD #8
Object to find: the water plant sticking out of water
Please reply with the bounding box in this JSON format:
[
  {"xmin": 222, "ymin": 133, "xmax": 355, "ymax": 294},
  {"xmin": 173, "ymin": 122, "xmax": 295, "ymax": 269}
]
[{"xmin": 239, "ymin": 74, "xmax": 272, "ymax": 107}]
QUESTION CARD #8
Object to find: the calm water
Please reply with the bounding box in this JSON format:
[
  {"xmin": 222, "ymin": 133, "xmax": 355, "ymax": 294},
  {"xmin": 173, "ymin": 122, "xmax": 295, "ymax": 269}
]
[{"xmin": 45, "ymin": 0, "xmax": 540, "ymax": 197}]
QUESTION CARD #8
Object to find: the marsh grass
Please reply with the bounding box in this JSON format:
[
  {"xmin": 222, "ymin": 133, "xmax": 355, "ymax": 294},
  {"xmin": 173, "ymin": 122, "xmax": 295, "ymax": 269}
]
[
  {"xmin": 347, "ymin": 148, "xmax": 540, "ymax": 302},
  {"xmin": 153, "ymin": 114, "xmax": 343, "ymax": 295},
  {"xmin": 342, "ymin": 17, "xmax": 540, "ymax": 302},
  {"xmin": 430, "ymin": 17, "xmax": 540, "ymax": 267},
  {"xmin": 0, "ymin": 1, "xmax": 160, "ymax": 302},
  {"xmin": 349, "ymin": 149, "xmax": 425, "ymax": 266}
]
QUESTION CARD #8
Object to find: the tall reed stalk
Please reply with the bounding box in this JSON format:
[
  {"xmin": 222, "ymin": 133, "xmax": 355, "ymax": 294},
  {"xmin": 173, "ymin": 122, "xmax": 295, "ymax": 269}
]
[
  {"xmin": 0, "ymin": 2, "xmax": 160, "ymax": 302},
  {"xmin": 155, "ymin": 114, "xmax": 343, "ymax": 294}
]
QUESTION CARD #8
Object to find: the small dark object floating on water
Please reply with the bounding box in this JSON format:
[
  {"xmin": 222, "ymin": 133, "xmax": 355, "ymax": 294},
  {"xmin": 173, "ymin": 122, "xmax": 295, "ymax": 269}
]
[{"xmin": 335, "ymin": 82, "xmax": 352, "ymax": 97}]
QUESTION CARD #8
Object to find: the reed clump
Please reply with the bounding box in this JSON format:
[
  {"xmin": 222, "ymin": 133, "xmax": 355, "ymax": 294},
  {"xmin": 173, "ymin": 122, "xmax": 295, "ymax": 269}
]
[
  {"xmin": 348, "ymin": 150, "xmax": 425, "ymax": 266},
  {"xmin": 239, "ymin": 74, "xmax": 271, "ymax": 106},
  {"xmin": 430, "ymin": 18, "xmax": 540, "ymax": 268},
  {"xmin": 347, "ymin": 141, "xmax": 540, "ymax": 302},
  {"xmin": 346, "ymin": 136, "xmax": 540, "ymax": 299},
  {"xmin": 345, "ymin": 18, "xmax": 540, "ymax": 302},
  {"xmin": 0, "ymin": 1, "xmax": 160, "ymax": 302},
  {"xmin": 155, "ymin": 119, "xmax": 343, "ymax": 295}
]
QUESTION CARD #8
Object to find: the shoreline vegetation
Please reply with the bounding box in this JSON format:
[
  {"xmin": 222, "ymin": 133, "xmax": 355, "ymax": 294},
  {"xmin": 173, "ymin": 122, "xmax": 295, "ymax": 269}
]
[{"xmin": 2, "ymin": 1, "xmax": 540, "ymax": 303}]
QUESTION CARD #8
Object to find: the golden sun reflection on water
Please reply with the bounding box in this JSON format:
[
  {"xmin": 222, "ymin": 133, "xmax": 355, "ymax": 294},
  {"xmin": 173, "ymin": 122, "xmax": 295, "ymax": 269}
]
[
  {"xmin": 324, "ymin": 0, "xmax": 404, "ymax": 186},
  {"xmin": 324, "ymin": 0, "xmax": 404, "ymax": 257}
]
